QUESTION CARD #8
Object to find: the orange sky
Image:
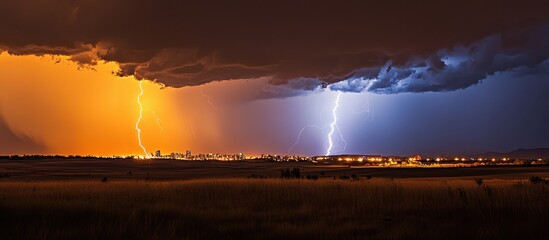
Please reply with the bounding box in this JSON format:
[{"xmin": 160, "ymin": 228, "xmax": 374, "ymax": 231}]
[{"xmin": 0, "ymin": 52, "xmax": 226, "ymax": 156}]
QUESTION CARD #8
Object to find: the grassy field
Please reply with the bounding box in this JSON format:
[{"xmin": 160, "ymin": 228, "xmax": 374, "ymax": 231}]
[
  {"xmin": 0, "ymin": 178, "xmax": 548, "ymax": 239},
  {"xmin": 1, "ymin": 158, "xmax": 549, "ymax": 181}
]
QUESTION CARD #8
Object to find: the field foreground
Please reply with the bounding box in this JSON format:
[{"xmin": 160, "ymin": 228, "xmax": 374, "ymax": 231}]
[{"xmin": 0, "ymin": 178, "xmax": 548, "ymax": 239}]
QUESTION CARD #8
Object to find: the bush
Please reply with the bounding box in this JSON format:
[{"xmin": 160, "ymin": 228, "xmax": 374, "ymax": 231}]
[
  {"xmin": 280, "ymin": 168, "xmax": 301, "ymax": 179},
  {"xmin": 248, "ymin": 174, "xmax": 267, "ymax": 179},
  {"xmin": 457, "ymin": 187, "xmax": 467, "ymax": 201},
  {"xmin": 306, "ymin": 175, "xmax": 318, "ymax": 180},
  {"xmin": 291, "ymin": 168, "xmax": 301, "ymax": 178},
  {"xmin": 529, "ymin": 176, "xmax": 549, "ymax": 184}
]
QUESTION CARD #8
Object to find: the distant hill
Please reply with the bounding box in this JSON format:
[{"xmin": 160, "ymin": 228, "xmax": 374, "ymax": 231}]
[{"xmin": 479, "ymin": 148, "xmax": 549, "ymax": 159}]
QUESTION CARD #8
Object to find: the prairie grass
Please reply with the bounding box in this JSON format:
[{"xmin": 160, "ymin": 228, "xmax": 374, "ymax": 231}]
[{"xmin": 0, "ymin": 178, "xmax": 547, "ymax": 239}]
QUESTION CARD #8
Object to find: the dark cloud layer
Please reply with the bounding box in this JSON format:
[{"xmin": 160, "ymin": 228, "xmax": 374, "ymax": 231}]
[{"xmin": 1, "ymin": 0, "xmax": 548, "ymax": 93}]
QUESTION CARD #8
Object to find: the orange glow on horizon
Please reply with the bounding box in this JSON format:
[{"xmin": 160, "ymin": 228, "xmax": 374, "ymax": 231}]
[
  {"xmin": 0, "ymin": 52, "xmax": 297, "ymax": 156},
  {"xmin": 0, "ymin": 52, "xmax": 203, "ymax": 156}
]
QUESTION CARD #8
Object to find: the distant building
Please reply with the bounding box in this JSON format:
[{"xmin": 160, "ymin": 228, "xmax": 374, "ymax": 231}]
[
  {"xmin": 155, "ymin": 150, "xmax": 161, "ymax": 158},
  {"xmin": 408, "ymin": 155, "xmax": 422, "ymax": 162},
  {"xmin": 185, "ymin": 150, "xmax": 191, "ymax": 159}
]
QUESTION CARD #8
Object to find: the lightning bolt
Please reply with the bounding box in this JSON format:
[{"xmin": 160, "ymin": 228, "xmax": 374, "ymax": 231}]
[
  {"xmin": 334, "ymin": 125, "xmax": 347, "ymax": 154},
  {"xmin": 135, "ymin": 81, "xmax": 149, "ymax": 158},
  {"xmin": 189, "ymin": 124, "xmax": 196, "ymax": 136},
  {"xmin": 288, "ymin": 124, "xmax": 326, "ymax": 154},
  {"xmin": 352, "ymin": 92, "xmax": 374, "ymax": 119},
  {"xmin": 201, "ymin": 88, "xmax": 217, "ymax": 111},
  {"xmin": 145, "ymin": 106, "xmax": 165, "ymax": 132},
  {"xmin": 288, "ymin": 91, "xmax": 348, "ymax": 155},
  {"xmin": 326, "ymin": 91, "xmax": 342, "ymax": 156}
]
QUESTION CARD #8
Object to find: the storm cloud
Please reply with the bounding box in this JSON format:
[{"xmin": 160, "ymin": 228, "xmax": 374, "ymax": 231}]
[
  {"xmin": 1, "ymin": 0, "xmax": 548, "ymax": 94},
  {"xmin": 330, "ymin": 25, "xmax": 549, "ymax": 93}
]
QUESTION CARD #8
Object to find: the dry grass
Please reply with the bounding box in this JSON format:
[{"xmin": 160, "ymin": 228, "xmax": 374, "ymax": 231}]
[{"xmin": 0, "ymin": 178, "xmax": 547, "ymax": 239}]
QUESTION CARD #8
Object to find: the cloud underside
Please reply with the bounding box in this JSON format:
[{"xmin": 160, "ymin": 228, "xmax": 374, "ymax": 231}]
[{"xmin": 1, "ymin": 0, "xmax": 548, "ymax": 97}]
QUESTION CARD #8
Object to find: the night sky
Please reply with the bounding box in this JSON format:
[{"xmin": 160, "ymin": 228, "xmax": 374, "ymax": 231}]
[{"xmin": 0, "ymin": 0, "xmax": 548, "ymax": 156}]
